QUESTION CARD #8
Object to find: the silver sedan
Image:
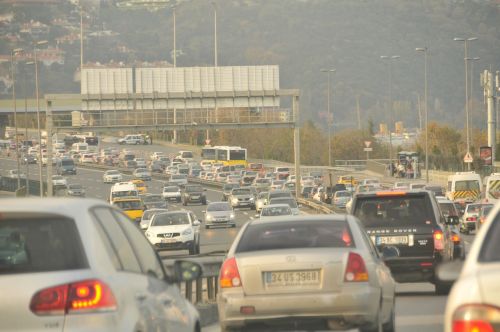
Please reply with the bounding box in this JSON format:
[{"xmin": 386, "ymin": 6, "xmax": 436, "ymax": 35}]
[
  {"xmin": 0, "ymin": 198, "xmax": 202, "ymax": 332},
  {"xmin": 217, "ymin": 215, "xmax": 396, "ymax": 332}
]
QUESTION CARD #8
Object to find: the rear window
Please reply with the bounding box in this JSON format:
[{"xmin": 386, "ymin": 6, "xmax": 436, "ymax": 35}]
[
  {"xmin": 353, "ymin": 194, "xmax": 435, "ymax": 227},
  {"xmin": 0, "ymin": 214, "xmax": 87, "ymax": 274},
  {"xmin": 236, "ymin": 220, "xmax": 354, "ymax": 253},
  {"xmin": 479, "ymin": 212, "xmax": 500, "ymax": 262}
]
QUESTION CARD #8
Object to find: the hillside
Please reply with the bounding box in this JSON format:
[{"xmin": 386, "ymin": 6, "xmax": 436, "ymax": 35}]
[{"xmin": 1, "ymin": 0, "xmax": 499, "ymax": 132}]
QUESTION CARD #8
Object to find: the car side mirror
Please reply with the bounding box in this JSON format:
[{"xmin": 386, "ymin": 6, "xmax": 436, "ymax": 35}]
[
  {"xmin": 445, "ymin": 215, "xmax": 459, "ymax": 226},
  {"xmin": 193, "ymin": 220, "xmax": 201, "ymax": 226},
  {"xmin": 171, "ymin": 260, "xmax": 203, "ymax": 283}
]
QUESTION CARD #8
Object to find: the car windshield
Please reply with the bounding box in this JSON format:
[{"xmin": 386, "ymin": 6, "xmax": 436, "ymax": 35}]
[
  {"xmin": 114, "ymin": 200, "xmax": 142, "ymax": 210},
  {"xmin": 68, "ymin": 184, "xmax": 82, "ymax": 190},
  {"xmin": 186, "ymin": 186, "xmax": 203, "ymax": 192},
  {"xmin": 236, "ymin": 220, "xmax": 354, "ymax": 253},
  {"xmin": 353, "ymin": 194, "xmax": 435, "ymax": 228},
  {"xmin": 108, "ymin": 170, "xmax": 120, "ymax": 175},
  {"xmin": 466, "ymin": 204, "xmax": 483, "ymax": 214},
  {"xmin": 164, "ymin": 186, "xmax": 179, "ymax": 192},
  {"xmin": 270, "ymin": 198, "xmax": 298, "ymax": 208},
  {"xmin": 439, "ymin": 202, "xmax": 458, "ymax": 217},
  {"xmin": 261, "ymin": 205, "xmax": 292, "ymax": 216},
  {"xmin": 171, "ymin": 175, "xmax": 186, "ymax": 180},
  {"xmin": 207, "ymin": 203, "xmax": 232, "ymax": 212},
  {"xmin": 152, "ymin": 213, "xmax": 190, "ymax": 226},
  {"xmin": 233, "ymin": 189, "xmax": 251, "ymax": 195},
  {"xmin": 335, "ymin": 191, "xmax": 351, "ymax": 197},
  {"xmin": 142, "ymin": 209, "xmax": 166, "ymax": 220}
]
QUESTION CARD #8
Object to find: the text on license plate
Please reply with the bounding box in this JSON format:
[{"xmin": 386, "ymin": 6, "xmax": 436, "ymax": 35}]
[
  {"xmin": 265, "ymin": 270, "xmax": 320, "ymax": 287},
  {"xmin": 376, "ymin": 236, "xmax": 408, "ymax": 245},
  {"xmin": 161, "ymin": 238, "xmax": 176, "ymax": 243}
]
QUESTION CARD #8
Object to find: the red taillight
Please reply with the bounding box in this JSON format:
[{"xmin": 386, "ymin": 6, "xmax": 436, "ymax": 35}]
[
  {"xmin": 344, "ymin": 252, "xmax": 369, "ymax": 282},
  {"xmin": 434, "ymin": 230, "xmax": 445, "ymax": 251},
  {"xmin": 219, "ymin": 257, "xmax": 242, "ymax": 288},
  {"xmin": 452, "ymin": 304, "xmax": 500, "ymax": 332},
  {"xmin": 30, "ymin": 279, "xmax": 117, "ymax": 316},
  {"xmin": 466, "ymin": 217, "xmax": 477, "ymax": 222},
  {"xmin": 451, "ymin": 234, "xmax": 461, "ymax": 243}
]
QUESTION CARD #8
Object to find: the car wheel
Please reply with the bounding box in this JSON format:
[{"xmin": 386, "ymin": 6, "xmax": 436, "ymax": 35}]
[
  {"xmin": 205, "ymin": 225, "xmax": 210, "ymax": 229},
  {"xmin": 188, "ymin": 242, "xmax": 196, "ymax": 255},
  {"xmin": 202, "ymin": 200, "xmax": 207, "ymax": 205},
  {"xmin": 359, "ymin": 310, "xmax": 382, "ymax": 332},
  {"xmin": 177, "ymin": 198, "xmax": 181, "ymax": 203},
  {"xmin": 435, "ymin": 281, "xmax": 451, "ymax": 295},
  {"xmin": 383, "ymin": 301, "xmax": 395, "ymax": 332}
]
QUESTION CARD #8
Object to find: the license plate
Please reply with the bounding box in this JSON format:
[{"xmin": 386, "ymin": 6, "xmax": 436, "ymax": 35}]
[
  {"xmin": 191, "ymin": 195, "xmax": 200, "ymax": 199},
  {"xmin": 265, "ymin": 270, "xmax": 320, "ymax": 287},
  {"xmin": 161, "ymin": 238, "xmax": 176, "ymax": 243},
  {"xmin": 376, "ymin": 236, "xmax": 408, "ymax": 245}
]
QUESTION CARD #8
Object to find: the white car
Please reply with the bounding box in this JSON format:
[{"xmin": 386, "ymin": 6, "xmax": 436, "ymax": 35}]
[
  {"xmin": 79, "ymin": 153, "xmax": 95, "ymax": 163},
  {"xmin": 393, "ymin": 181, "xmax": 410, "ymax": 190},
  {"xmin": 118, "ymin": 134, "xmax": 145, "ymax": 145},
  {"xmin": 0, "ymin": 198, "xmax": 202, "ymax": 331},
  {"xmin": 162, "ymin": 185, "xmax": 182, "ymax": 202},
  {"xmin": 441, "ymin": 203, "xmax": 500, "ymax": 332},
  {"xmin": 103, "ymin": 170, "xmax": 123, "ymax": 183},
  {"xmin": 51, "ymin": 175, "xmax": 68, "ymax": 187},
  {"xmin": 7, "ymin": 169, "xmax": 26, "ymax": 179},
  {"xmin": 169, "ymin": 174, "xmax": 188, "ymax": 187},
  {"xmin": 145, "ymin": 210, "xmax": 201, "ymax": 255},
  {"xmin": 259, "ymin": 203, "xmax": 293, "ymax": 218}
]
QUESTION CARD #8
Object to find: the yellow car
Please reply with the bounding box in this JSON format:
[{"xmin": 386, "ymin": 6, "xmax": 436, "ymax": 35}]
[
  {"xmin": 112, "ymin": 197, "xmax": 144, "ymax": 223},
  {"xmin": 130, "ymin": 179, "xmax": 147, "ymax": 194},
  {"xmin": 337, "ymin": 175, "xmax": 358, "ymax": 185}
]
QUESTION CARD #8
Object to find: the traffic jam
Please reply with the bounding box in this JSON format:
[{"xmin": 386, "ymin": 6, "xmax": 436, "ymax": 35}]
[{"xmin": 1, "ymin": 134, "xmax": 500, "ymax": 332}]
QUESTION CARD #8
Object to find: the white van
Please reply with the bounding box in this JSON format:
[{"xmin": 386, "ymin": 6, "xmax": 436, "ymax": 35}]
[
  {"xmin": 109, "ymin": 182, "xmax": 139, "ymax": 202},
  {"xmin": 446, "ymin": 172, "xmax": 482, "ymax": 203},
  {"xmin": 484, "ymin": 173, "xmax": 500, "ymax": 204},
  {"xmin": 71, "ymin": 142, "xmax": 88, "ymax": 154}
]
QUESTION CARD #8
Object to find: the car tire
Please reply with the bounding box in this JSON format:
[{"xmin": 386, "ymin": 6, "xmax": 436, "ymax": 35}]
[
  {"xmin": 188, "ymin": 242, "xmax": 198, "ymax": 255},
  {"xmin": 359, "ymin": 310, "xmax": 382, "ymax": 332},
  {"xmin": 205, "ymin": 225, "xmax": 210, "ymax": 229},
  {"xmin": 383, "ymin": 301, "xmax": 396, "ymax": 332},
  {"xmin": 202, "ymin": 200, "xmax": 207, "ymax": 205},
  {"xmin": 435, "ymin": 281, "xmax": 451, "ymax": 295}
]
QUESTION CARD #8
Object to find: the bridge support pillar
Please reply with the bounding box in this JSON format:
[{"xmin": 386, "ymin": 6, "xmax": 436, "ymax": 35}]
[{"xmin": 0, "ymin": 114, "xmax": 8, "ymax": 138}]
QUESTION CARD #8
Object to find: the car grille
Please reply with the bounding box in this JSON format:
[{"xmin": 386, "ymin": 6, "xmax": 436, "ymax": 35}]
[
  {"xmin": 239, "ymin": 197, "xmax": 250, "ymax": 201},
  {"xmin": 157, "ymin": 233, "xmax": 180, "ymax": 238}
]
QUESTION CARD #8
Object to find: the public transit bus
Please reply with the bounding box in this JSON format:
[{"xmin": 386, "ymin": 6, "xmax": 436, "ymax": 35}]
[{"xmin": 201, "ymin": 146, "xmax": 247, "ymax": 167}]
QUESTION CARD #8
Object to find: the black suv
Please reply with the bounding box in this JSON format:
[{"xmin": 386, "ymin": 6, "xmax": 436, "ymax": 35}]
[
  {"xmin": 351, "ymin": 189, "xmax": 462, "ymax": 294},
  {"xmin": 182, "ymin": 184, "xmax": 207, "ymax": 206}
]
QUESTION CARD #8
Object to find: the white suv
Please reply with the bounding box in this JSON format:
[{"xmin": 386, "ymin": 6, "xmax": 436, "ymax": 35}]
[
  {"xmin": 145, "ymin": 210, "xmax": 201, "ymax": 254},
  {"xmin": 118, "ymin": 135, "xmax": 145, "ymax": 145}
]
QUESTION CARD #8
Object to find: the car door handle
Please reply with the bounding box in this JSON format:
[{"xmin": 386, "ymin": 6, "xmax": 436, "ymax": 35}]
[{"xmin": 135, "ymin": 293, "xmax": 147, "ymax": 302}]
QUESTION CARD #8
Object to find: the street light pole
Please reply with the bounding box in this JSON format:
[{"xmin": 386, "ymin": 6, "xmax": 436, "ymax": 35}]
[
  {"xmin": 467, "ymin": 57, "xmax": 480, "ymax": 148},
  {"xmin": 454, "ymin": 37, "xmax": 478, "ymax": 171},
  {"xmin": 208, "ymin": 1, "xmax": 218, "ymax": 142},
  {"xmin": 34, "ymin": 41, "xmax": 47, "ymax": 197},
  {"xmin": 23, "ymin": 64, "xmax": 29, "ymax": 196},
  {"xmin": 10, "ymin": 48, "xmax": 23, "ymax": 190},
  {"xmin": 172, "ymin": 5, "xmax": 177, "ymax": 144},
  {"xmin": 321, "ymin": 69, "xmax": 335, "ymax": 167},
  {"xmin": 381, "ymin": 55, "xmax": 400, "ymax": 169},
  {"xmin": 416, "ymin": 47, "xmax": 429, "ymax": 183}
]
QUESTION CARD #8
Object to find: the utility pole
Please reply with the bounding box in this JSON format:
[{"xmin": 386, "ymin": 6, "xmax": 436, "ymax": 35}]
[
  {"xmin": 356, "ymin": 94, "xmax": 361, "ymax": 130},
  {"xmin": 80, "ymin": 6, "xmax": 84, "ymax": 71},
  {"xmin": 10, "ymin": 48, "xmax": 23, "ymax": 190},
  {"xmin": 172, "ymin": 5, "xmax": 177, "ymax": 144},
  {"xmin": 482, "ymin": 70, "xmax": 496, "ymax": 166}
]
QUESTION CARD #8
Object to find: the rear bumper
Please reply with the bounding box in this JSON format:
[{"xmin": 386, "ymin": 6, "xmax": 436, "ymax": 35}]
[
  {"xmin": 218, "ymin": 285, "xmax": 381, "ymax": 330},
  {"xmin": 385, "ymin": 256, "xmax": 441, "ymax": 283}
]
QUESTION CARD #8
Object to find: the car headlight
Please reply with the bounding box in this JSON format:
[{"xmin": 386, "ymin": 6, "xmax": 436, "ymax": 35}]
[
  {"xmin": 249, "ymin": 197, "xmax": 255, "ymax": 201},
  {"xmin": 182, "ymin": 228, "xmax": 192, "ymax": 236},
  {"xmin": 231, "ymin": 198, "xmax": 238, "ymax": 203},
  {"xmin": 205, "ymin": 214, "xmax": 213, "ymax": 221},
  {"xmin": 230, "ymin": 213, "xmax": 235, "ymax": 219}
]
